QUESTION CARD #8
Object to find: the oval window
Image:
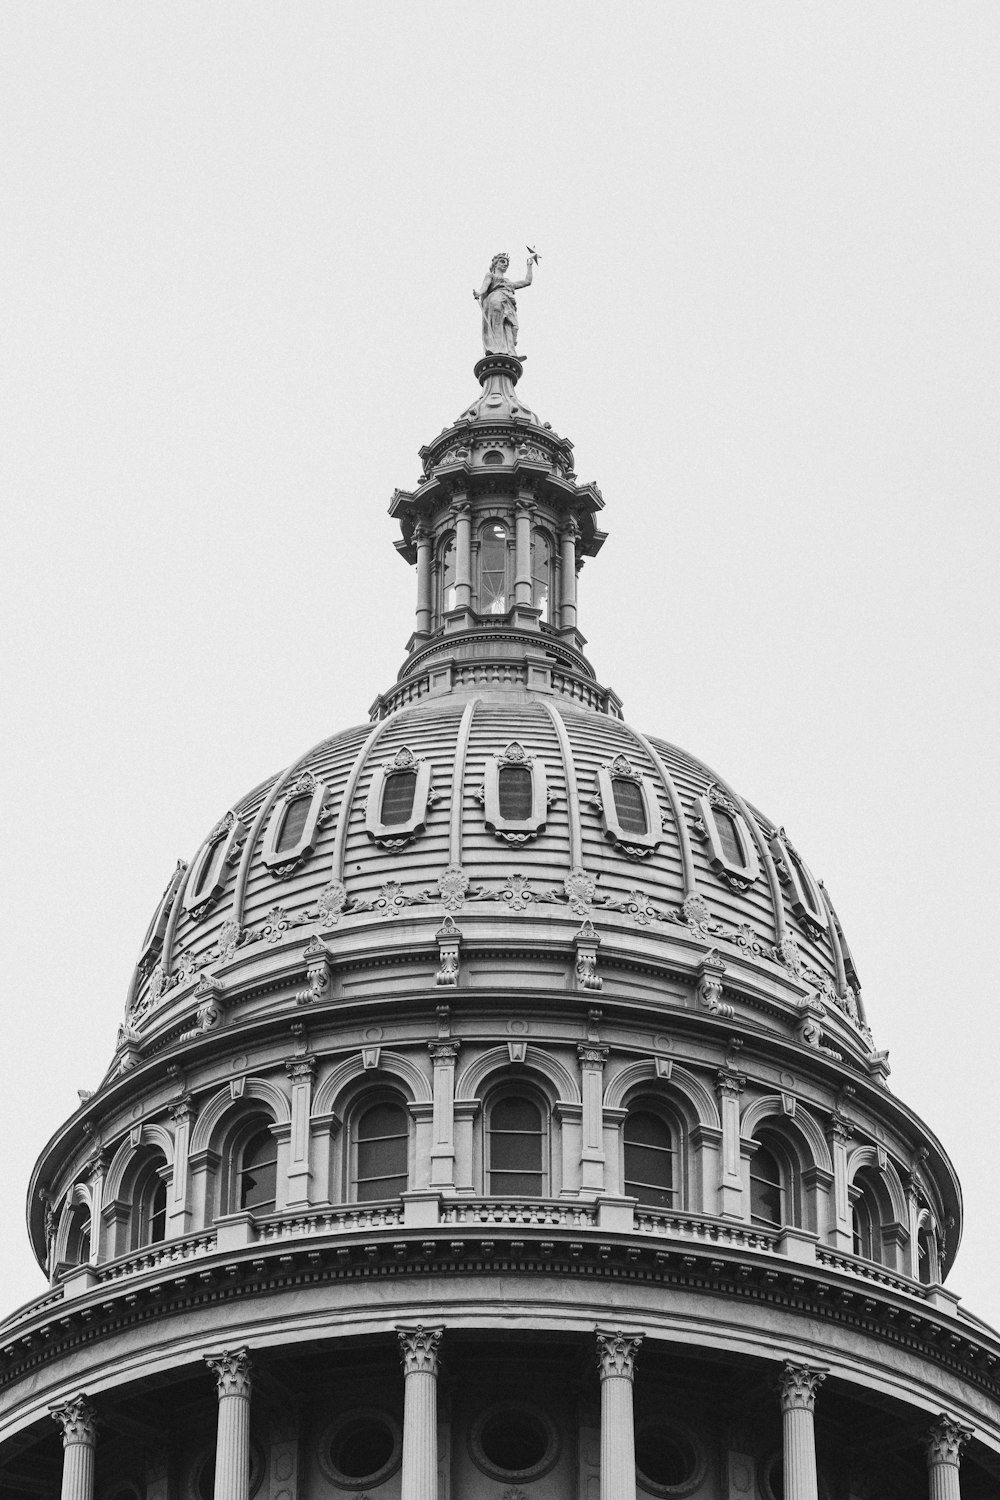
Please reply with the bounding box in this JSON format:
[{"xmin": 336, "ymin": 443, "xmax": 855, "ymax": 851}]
[
  {"xmin": 612, "ymin": 777, "xmax": 648, "ymax": 835},
  {"xmin": 380, "ymin": 770, "xmax": 417, "ymax": 826},
  {"xmin": 635, "ymin": 1420, "xmax": 703, "ymax": 1496},
  {"xmin": 498, "ymin": 764, "xmax": 533, "ymax": 820},
  {"xmin": 319, "ymin": 1410, "xmax": 402, "ymax": 1488},
  {"xmin": 470, "ymin": 1403, "xmax": 558, "ymax": 1481}
]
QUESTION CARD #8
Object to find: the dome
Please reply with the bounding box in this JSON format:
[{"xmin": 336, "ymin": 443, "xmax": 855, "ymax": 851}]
[{"xmin": 5, "ymin": 274, "xmax": 997, "ymax": 1500}]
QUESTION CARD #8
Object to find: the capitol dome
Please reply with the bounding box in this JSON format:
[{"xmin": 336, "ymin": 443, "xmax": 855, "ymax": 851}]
[{"xmin": 1, "ymin": 313, "xmax": 997, "ymax": 1500}]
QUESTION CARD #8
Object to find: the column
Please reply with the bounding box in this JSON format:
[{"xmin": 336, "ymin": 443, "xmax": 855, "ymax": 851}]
[
  {"xmin": 428, "ymin": 1042, "xmax": 459, "ymax": 1191},
  {"xmin": 205, "ymin": 1348, "xmax": 253, "ymax": 1500},
  {"xmin": 578, "ymin": 1044, "xmax": 608, "ymax": 1193},
  {"xmin": 167, "ymin": 1094, "xmax": 196, "ymax": 1237},
  {"xmin": 453, "ymin": 500, "xmax": 472, "ymax": 610},
  {"xmin": 559, "ymin": 521, "xmax": 578, "ymax": 632},
  {"xmin": 715, "ymin": 1069, "xmax": 745, "ymax": 1219},
  {"xmin": 924, "ymin": 1415, "xmax": 971, "ymax": 1500},
  {"xmin": 414, "ymin": 525, "xmax": 433, "ymax": 635},
  {"xmin": 51, "ymin": 1394, "xmax": 97, "ymax": 1500},
  {"xmin": 596, "ymin": 1328, "xmax": 643, "ymax": 1500},
  {"xmin": 285, "ymin": 1055, "xmax": 316, "ymax": 1209},
  {"xmin": 514, "ymin": 497, "xmax": 533, "ymax": 607},
  {"xmin": 397, "ymin": 1324, "xmax": 444, "ymax": 1500},
  {"xmin": 778, "ymin": 1362, "xmax": 826, "ymax": 1500}
]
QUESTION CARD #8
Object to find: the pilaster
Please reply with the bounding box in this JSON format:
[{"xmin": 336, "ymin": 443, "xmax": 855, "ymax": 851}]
[
  {"xmin": 284, "ymin": 1055, "xmax": 316, "ymax": 1209},
  {"xmin": 428, "ymin": 1041, "xmax": 460, "ymax": 1191},
  {"xmin": 715, "ymin": 1069, "xmax": 746, "ymax": 1219}
]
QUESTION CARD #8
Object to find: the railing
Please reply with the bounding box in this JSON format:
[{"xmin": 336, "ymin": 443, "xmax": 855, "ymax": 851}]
[
  {"xmin": 816, "ymin": 1248, "xmax": 928, "ymax": 1299},
  {"xmin": 253, "ymin": 1203, "xmax": 404, "ymax": 1240},
  {"xmin": 96, "ymin": 1231, "xmax": 219, "ymax": 1283},
  {"xmin": 632, "ymin": 1210, "xmax": 781, "ymax": 1253},
  {"xmin": 439, "ymin": 1199, "xmax": 598, "ymax": 1229}
]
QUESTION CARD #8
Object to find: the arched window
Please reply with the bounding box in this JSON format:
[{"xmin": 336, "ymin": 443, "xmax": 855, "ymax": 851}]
[
  {"xmin": 238, "ymin": 1124, "xmax": 278, "ymax": 1215},
  {"xmin": 487, "ymin": 1094, "xmax": 546, "ymax": 1197},
  {"xmin": 440, "ymin": 535, "xmax": 456, "ymax": 615},
  {"xmin": 749, "ymin": 1141, "xmax": 786, "ymax": 1228},
  {"xmin": 353, "ymin": 1099, "xmax": 409, "ymax": 1202},
  {"xmin": 531, "ymin": 533, "xmax": 550, "ymax": 622},
  {"xmin": 479, "ymin": 522, "xmax": 509, "ymax": 615},
  {"xmin": 65, "ymin": 1203, "xmax": 92, "ymax": 1266},
  {"xmin": 132, "ymin": 1156, "xmax": 169, "ymax": 1248},
  {"xmin": 623, "ymin": 1109, "xmax": 676, "ymax": 1210},
  {"xmin": 917, "ymin": 1219, "xmax": 936, "ymax": 1285},
  {"xmin": 851, "ymin": 1168, "xmax": 882, "ymax": 1262}
]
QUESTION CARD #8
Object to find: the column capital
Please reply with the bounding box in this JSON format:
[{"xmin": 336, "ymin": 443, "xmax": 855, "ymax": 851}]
[
  {"xmin": 777, "ymin": 1361, "xmax": 826, "ymax": 1412},
  {"xmin": 205, "ymin": 1346, "xmax": 253, "ymax": 1399},
  {"xmin": 397, "ymin": 1323, "xmax": 444, "ymax": 1376},
  {"xmin": 428, "ymin": 1040, "xmax": 460, "ymax": 1063},
  {"xmin": 595, "ymin": 1327, "xmax": 643, "ymax": 1382},
  {"xmin": 578, "ymin": 1043, "xmax": 608, "ymax": 1069},
  {"xmin": 924, "ymin": 1415, "xmax": 973, "ymax": 1467},
  {"xmin": 285, "ymin": 1054, "xmax": 317, "ymax": 1082},
  {"xmin": 716, "ymin": 1068, "xmax": 746, "ymax": 1098},
  {"xmin": 50, "ymin": 1393, "xmax": 98, "ymax": 1446},
  {"xmin": 168, "ymin": 1093, "xmax": 196, "ymax": 1126},
  {"xmin": 412, "ymin": 522, "xmax": 431, "ymax": 544}
]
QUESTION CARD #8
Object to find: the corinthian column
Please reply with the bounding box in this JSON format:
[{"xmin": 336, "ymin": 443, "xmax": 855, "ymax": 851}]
[
  {"xmin": 596, "ymin": 1328, "xmax": 643, "ymax": 1500},
  {"xmin": 51, "ymin": 1395, "xmax": 98, "ymax": 1500},
  {"xmin": 397, "ymin": 1324, "xmax": 443, "ymax": 1500},
  {"xmin": 204, "ymin": 1347, "xmax": 253, "ymax": 1500},
  {"xmin": 924, "ymin": 1415, "xmax": 972, "ymax": 1500},
  {"xmin": 778, "ymin": 1362, "xmax": 826, "ymax": 1500}
]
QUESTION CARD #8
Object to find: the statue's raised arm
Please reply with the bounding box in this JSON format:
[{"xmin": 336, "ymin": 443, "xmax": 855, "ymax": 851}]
[{"xmin": 474, "ymin": 250, "xmax": 537, "ymax": 357}]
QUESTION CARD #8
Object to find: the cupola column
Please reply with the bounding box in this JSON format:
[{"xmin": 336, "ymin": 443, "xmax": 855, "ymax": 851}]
[
  {"xmin": 414, "ymin": 525, "xmax": 433, "ymax": 636},
  {"xmin": 514, "ymin": 495, "xmax": 533, "ymax": 607},
  {"xmin": 51, "ymin": 1394, "xmax": 98, "ymax": 1500},
  {"xmin": 778, "ymin": 1361, "xmax": 826, "ymax": 1500},
  {"xmin": 204, "ymin": 1347, "xmax": 253, "ymax": 1500},
  {"xmin": 453, "ymin": 499, "xmax": 473, "ymax": 611},
  {"xmin": 397, "ymin": 1324, "xmax": 443, "ymax": 1500},
  {"xmin": 924, "ymin": 1415, "xmax": 972, "ymax": 1500},
  {"xmin": 559, "ymin": 520, "xmax": 579, "ymax": 632},
  {"xmin": 596, "ymin": 1328, "xmax": 643, "ymax": 1500}
]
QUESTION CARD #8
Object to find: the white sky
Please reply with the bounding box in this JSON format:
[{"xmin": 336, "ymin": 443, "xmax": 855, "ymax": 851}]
[{"xmin": 1, "ymin": 4, "xmax": 998, "ymax": 1325}]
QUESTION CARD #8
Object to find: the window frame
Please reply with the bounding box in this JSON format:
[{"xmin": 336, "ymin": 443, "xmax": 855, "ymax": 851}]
[
  {"xmin": 476, "ymin": 518, "xmax": 513, "ymax": 616},
  {"xmin": 771, "ymin": 831, "xmax": 828, "ymax": 933},
  {"xmin": 261, "ymin": 772, "xmax": 327, "ymax": 875},
  {"xmin": 365, "ymin": 748, "xmax": 433, "ymax": 848},
  {"xmin": 485, "ymin": 1086, "xmax": 550, "ymax": 1199},
  {"xmin": 230, "ymin": 1118, "xmax": 279, "ymax": 1218},
  {"xmin": 747, "ymin": 1133, "xmax": 798, "ymax": 1230},
  {"xmin": 135, "ymin": 860, "xmax": 187, "ymax": 971},
  {"xmin": 695, "ymin": 791, "xmax": 760, "ymax": 889},
  {"xmin": 481, "ymin": 742, "xmax": 550, "ymax": 844},
  {"xmin": 595, "ymin": 755, "xmax": 664, "ymax": 858},
  {"xmin": 531, "ymin": 529, "xmax": 552, "ymax": 623},
  {"xmin": 438, "ymin": 531, "xmax": 457, "ymax": 619},
  {"xmin": 622, "ymin": 1102, "xmax": 680, "ymax": 1212},
  {"xmin": 131, "ymin": 1155, "xmax": 169, "ymax": 1250},
  {"xmin": 183, "ymin": 812, "xmax": 246, "ymax": 917},
  {"xmin": 350, "ymin": 1094, "xmax": 412, "ymax": 1204}
]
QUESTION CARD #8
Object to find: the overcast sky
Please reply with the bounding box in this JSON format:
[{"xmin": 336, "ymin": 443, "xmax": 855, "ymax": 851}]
[{"xmin": 2, "ymin": 4, "xmax": 998, "ymax": 1325}]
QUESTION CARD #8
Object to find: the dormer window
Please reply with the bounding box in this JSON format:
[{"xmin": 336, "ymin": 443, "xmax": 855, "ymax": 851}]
[
  {"xmin": 771, "ymin": 830, "xmax": 827, "ymax": 934},
  {"xmin": 261, "ymin": 771, "xmax": 328, "ymax": 878},
  {"xmin": 365, "ymin": 747, "xmax": 434, "ymax": 848},
  {"xmin": 694, "ymin": 788, "xmax": 759, "ymax": 891},
  {"xmin": 480, "ymin": 742, "xmax": 550, "ymax": 844},
  {"xmin": 183, "ymin": 812, "xmax": 246, "ymax": 918},
  {"xmin": 593, "ymin": 754, "xmax": 663, "ymax": 858},
  {"xmin": 136, "ymin": 860, "xmax": 186, "ymax": 970}
]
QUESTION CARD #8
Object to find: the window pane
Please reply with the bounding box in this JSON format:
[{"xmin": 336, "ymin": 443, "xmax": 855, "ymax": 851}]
[
  {"xmin": 624, "ymin": 1112, "xmax": 674, "ymax": 1209},
  {"xmin": 749, "ymin": 1146, "xmax": 783, "ymax": 1227},
  {"xmin": 532, "ymin": 535, "xmax": 550, "ymax": 621},
  {"xmin": 381, "ymin": 771, "xmax": 417, "ymax": 826},
  {"xmin": 713, "ymin": 808, "xmax": 744, "ymax": 865},
  {"xmin": 441, "ymin": 538, "xmax": 456, "ymax": 613},
  {"xmin": 148, "ymin": 1177, "xmax": 167, "ymax": 1244},
  {"xmin": 489, "ymin": 1096, "xmax": 543, "ymax": 1196},
  {"xmin": 852, "ymin": 1197, "xmax": 876, "ymax": 1260},
  {"xmin": 480, "ymin": 523, "xmax": 508, "ymax": 614},
  {"xmin": 612, "ymin": 778, "xmax": 647, "ymax": 835},
  {"xmin": 498, "ymin": 765, "xmax": 533, "ymax": 821},
  {"xmin": 192, "ymin": 839, "xmax": 222, "ymax": 898},
  {"xmin": 356, "ymin": 1102, "xmax": 408, "ymax": 1201},
  {"xmin": 240, "ymin": 1127, "xmax": 277, "ymax": 1212},
  {"xmin": 276, "ymin": 793, "xmax": 312, "ymax": 854}
]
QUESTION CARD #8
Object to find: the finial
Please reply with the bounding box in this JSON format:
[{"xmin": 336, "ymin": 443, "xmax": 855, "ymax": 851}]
[{"xmin": 473, "ymin": 248, "xmax": 538, "ymax": 356}]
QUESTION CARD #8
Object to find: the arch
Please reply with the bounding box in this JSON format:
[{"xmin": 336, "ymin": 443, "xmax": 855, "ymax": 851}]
[
  {"xmin": 189, "ymin": 1077, "xmax": 291, "ymax": 1156},
  {"xmin": 455, "ymin": 1045, "xmax": 581, "ymax": 1106},
  {"xmin": 54, "ymin": 1183, "xmax": 93, "ymax": 1267},
  {"xmin": 603, "ymin": 1060, "xmax": 720, "ymax": 1129},
  {"xmin": 740, "ymin": 1096, "xmax": 833, "ymax": 1174},
  {"xmin": 846, "ymin": 1145, "xmax": 908, "ymax": 1226},
  {"xmin": 312, "ymin": 1050, "xmax": 433, "ymax": 1119},
  {"xmin": 103, "ymin": 1124, "xmax": 175, "ymax": 1203}
]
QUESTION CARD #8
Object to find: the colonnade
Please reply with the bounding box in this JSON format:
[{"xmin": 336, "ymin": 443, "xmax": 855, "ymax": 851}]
[{"xmin": 49, "ymin": 1339, "xmax": 975, "ymax": 1500}]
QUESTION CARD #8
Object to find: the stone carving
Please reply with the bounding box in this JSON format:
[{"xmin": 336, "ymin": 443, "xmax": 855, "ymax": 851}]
[
  {"xmin": 216, "ymin": 919, "xmax": 246, "ymax": 962},
  {"xmin": 268, "ymin": 771, "xmax": 331, "ymax": 880},
  {"xmin": 777, "ymin": 1361, "xmax": 826, "ymax": 1412},
  {"xmin": 317, "ymin": 879, "xmax": 349, "ymax": 925},
  {"xmin": 474, "ymin": 251, "xmax": 536, "ymax": 356},
  {"xmin": 565, "ymin": 867, "xmax": 597, "ymax": 914},
  {"xmin": 594, "ymin": 887, "xmax": 661, "ymax": 924},
  {"xmin": 435, "ymin": 916, "xmax": 461, "ymax": 987},
  {"xmin": 437, "ymin": 864, "xmax": 469, "ymax": 913},
  {"xmin": 296, "ymin": 938, "xmax": 332, "ymax": 1005},
  {"xmin": 204, "ymin": 1347, "xmax": 253, "ymax": 1399},
  {"xmin": 574, "ymin": 919, "xmax": 602, "ymax": 992},
  {"xmin": 772, "ymin": 932, "xmax": 805, "ymax": 975},
  {"xmin": 396, "ymin": 1323, "xmax": 444, "ymax": 1375},
  {"xmin": 187, "ymin": 812, "xmax": 247, "ymax": 922},
  {"xmin": 260, "ymin": 906, "xmax": 295, "ymax": 943},
  {"xmin": 50, "ymin": 1393, "xmax": 98, "ymax": 1444},
  {"xmin": 796, "ymin": 1001, "xmax": 842, "ymax": 1059},
  {"xmin": 595, "ymin": 1328, "xmax": 643, "ymax": 1381},
  {"xmin": 697, "ymin": 950, "xmax": 735, "ymax": 1019}
]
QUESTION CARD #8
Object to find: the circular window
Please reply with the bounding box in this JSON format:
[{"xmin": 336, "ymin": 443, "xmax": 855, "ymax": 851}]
[
  {"xmin": 634, "ymin": 1419, "xmax": 705, "ymax": 1498},
  {"xmin": 470, "ymin": 1402, "xmax": 559, "ymax": 1482},
  {"xmin": 190, "ymin": 1444, "xmax": 263, "ymax": 1500},
  {"xmin": 759, "ymin": 1452, "xmax": 783, "ymax": 1500},
  {"xmin": 318, "ymin": 1409, "xmax": 402, "ymax": 1489}
]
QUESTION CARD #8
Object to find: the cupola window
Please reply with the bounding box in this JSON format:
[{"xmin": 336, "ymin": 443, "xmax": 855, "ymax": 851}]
[
  {"xmin": 261, "ymin": 771, "xmax": 328, "ymax": 877},
  {"xmin": 440, "ymin": 535, "xmax": 456, "ymax": 615},
  {"xmin": 487, "ymin": 1094, "xmax": 546, "ymax": 1197},
  {"xmin": 694, "ymin": 788, "xmax": 760, "ymax": 891},
  {"xmin": 365, "ymin": 746, "xmax": 435, "ymax": 848},
  {"xmin": 623, "ymin": 1110, "xmax": 676, "ymax": 1209},
  {"xmin": 593, "ymin": 753, "xmax": 664, "ymax": 858},
  {"xmin": 479, "ymin": 521, "xmax": 509, "ymax": 615},
  {"xmin": 531, "ymin": 532, "xmax": 551, "ymax": 622},
  {"xmin": 183, "ymin": 812, "xmax": 246, "ymax": 918},
  {"xmin": 480, "ymin": 742, "xmax": 551, "ymax": 844},
  {"xmin": 238, "ymin": 1126, "xmax": 278, "ymax": 1215},
  {"xmin": 771, "ymin": 830, "xmax": 828, "ymax": 934},
  {"xmin": 354, "ymin": 1100, "xmax": 409, "ymax": 1201}
]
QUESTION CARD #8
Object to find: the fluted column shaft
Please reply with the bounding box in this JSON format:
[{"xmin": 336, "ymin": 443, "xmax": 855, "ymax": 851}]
[
  {"xmin": 205, "ymin": 1348, "xmax": 253, "ymax": 1500},
  {"xmin": 397, "ymin": 1324, "xmax": 443, "ymax": 1500},
  {"xmin": 925, "ymin": 1415, "xmax": 972, "ymax": 1500},
  {"xmin": 597, "ymin": 1328, "xmax": 643, "ymax": 1500},
  {"xmin": 778, "ymin": 1363, "xmax": 826, "ymax": 1500},
  {"xmin": 51, "ymin": 1394, "xmax": 98, "ymax": 1500}
]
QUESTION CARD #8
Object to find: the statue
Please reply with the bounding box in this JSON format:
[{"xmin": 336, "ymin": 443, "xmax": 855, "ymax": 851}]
[{"xmin": 474, "ymin": 248, "xmax": 538, "ymax": 356}]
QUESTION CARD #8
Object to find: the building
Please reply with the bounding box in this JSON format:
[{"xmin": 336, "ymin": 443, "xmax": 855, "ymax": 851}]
[{"xmin": 1, "ymin": 293, "xmax": 998, "ymax": 1500}]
